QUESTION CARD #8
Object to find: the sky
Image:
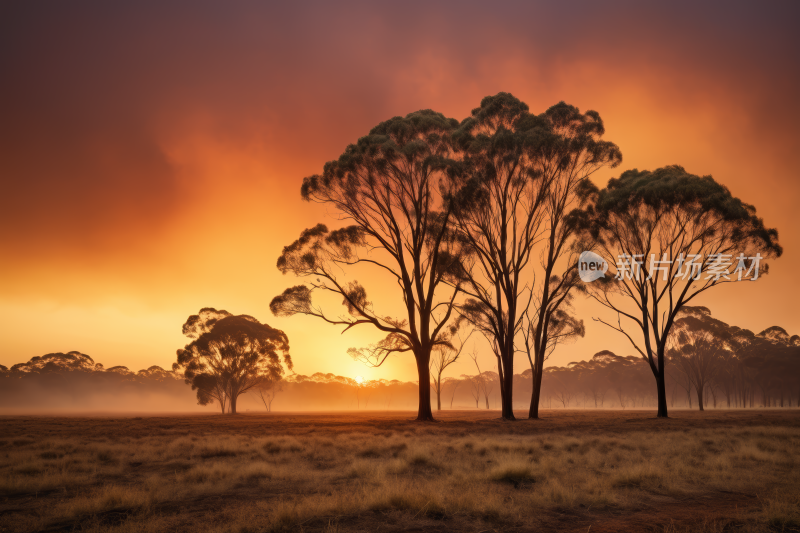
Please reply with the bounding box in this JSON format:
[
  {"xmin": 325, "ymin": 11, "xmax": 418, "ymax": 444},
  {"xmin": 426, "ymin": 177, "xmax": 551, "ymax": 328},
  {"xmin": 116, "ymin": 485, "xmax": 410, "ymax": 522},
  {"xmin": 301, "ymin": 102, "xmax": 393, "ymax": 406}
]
[{"xmin": 1, "ymin": 1, "xmax": 799, "ymax": 382}]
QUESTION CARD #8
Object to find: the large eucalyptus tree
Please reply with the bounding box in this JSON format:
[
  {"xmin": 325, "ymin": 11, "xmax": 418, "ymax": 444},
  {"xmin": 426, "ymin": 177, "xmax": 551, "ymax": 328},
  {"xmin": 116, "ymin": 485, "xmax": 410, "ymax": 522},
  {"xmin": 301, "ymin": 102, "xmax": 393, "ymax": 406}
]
[
  {"xmin": 270, "ymin": 110, "xmax": 468, "ymax": 421},
  {"xmin": 578, "ymin": 165, "xmax": 782, "ymax": 417},
  {"xmin": 446, "ymin": 94, "xmax": 620, "ymax": 419}
]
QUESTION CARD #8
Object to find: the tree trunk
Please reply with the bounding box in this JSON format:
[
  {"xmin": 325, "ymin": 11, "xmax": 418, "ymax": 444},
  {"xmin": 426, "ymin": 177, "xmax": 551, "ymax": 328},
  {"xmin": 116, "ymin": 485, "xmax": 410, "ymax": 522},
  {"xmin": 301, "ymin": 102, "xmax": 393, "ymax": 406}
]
[
  {"xmin": 230, "ymin": 394, "xmax": 238, "ymax": 415},
  {"xmin": 528, "ymin": 359, "xmax": 544, "ymax": 419},
  {"xmin": 415, "ymin": 352, "xmax": 434, "ymax": 421},
  {"xmin": 696, "ymin": 384, "xmax": 704, "ymax": 411},
  {"xmin": 654, "ymin": 345, "xmax": 669, "ymax": 417},
  {"xmin": 655, "ymin": 370, "xmax": 669, "ymax": 417},
  {"xmin": 501, "ymin": 355, "xmax": 516, "ymax": 420}
]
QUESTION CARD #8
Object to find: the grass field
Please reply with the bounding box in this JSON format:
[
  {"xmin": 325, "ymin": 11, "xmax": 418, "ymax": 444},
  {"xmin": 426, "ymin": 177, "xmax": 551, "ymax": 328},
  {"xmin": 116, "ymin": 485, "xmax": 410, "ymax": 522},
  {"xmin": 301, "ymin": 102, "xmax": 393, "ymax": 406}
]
[{"xmin": 1, "ymin": 410, "xmax": 799, "ymax": 532}]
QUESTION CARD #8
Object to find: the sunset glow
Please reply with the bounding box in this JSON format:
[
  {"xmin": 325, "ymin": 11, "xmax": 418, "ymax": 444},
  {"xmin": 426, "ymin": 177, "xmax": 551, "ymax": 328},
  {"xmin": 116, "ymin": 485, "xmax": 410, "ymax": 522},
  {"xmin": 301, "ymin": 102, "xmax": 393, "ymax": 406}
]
[
  {"xmin": 2, "ymin": 4, "xmax": 799, "ymax": 532},
  {"xmin": 1, "ymin": 3, "xmax": 798, "ymax": 384}
]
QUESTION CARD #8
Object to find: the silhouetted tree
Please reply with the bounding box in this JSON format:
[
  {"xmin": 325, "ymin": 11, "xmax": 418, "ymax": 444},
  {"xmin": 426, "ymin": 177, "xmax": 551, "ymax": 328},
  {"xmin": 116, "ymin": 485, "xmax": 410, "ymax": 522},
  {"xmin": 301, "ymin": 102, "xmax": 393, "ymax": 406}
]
[
  {"xmin": 464, "ymin": 373, "xmax": 481, "ymax": 408},
  {"xmin": 568, "ymin": 352, "xmax": 615, "ymax": 407},
  {"xmin": 258, "ymin": 378, "xmax": 281, "ymax": 412},
  {"xmin": 429, "ymin": 330, "xmax": 471, "ymax": 411},
  {"xmin": 174, "ymin": 310, "xmax": 292, "ymax": 414},
  {"xmin": 548, "ymin": 366, "xmax": 576, "ymax": 408},
  {"xmin": 446, "ymin": 96, "xmax": 619, "ymax": 420},
  {"xmin": 445, "ymin": 376, "xmax": 461, "ymax": 409},
  {"xmin": 468, "ymin": 348, "xmax": 495, "ymax": 409},
  {"xmin": 739, "ymin": 325, "xmax": 800, "ymax": 407},
  {"xmin": 523, "ymin": 306, "xmax": 585, "ymax": 411},
  {"xmin": 668, "ymin": 307, "xmax": 735, "ymax": 411},
  {"xmin": 445, "ymin": 93, "xmax": 550, "ymax": 419},
  {"xmin": 520, "ymin": 103, "xmax": 621, "ymax": 420},
  {"xmin": 270, "ymin": 110, "xmax": 467, "ymax": 421},
  {"xmin": 578, "ymin": 165, "xmax": 782, "ymax": 417}
]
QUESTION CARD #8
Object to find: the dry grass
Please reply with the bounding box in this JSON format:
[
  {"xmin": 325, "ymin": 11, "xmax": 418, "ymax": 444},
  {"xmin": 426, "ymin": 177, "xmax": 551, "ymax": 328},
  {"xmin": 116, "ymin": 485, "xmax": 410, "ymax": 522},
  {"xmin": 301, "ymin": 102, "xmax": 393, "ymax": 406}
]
[{"xmin": 0, "ymin": 411, "xmax": 798, "ymax": 532}]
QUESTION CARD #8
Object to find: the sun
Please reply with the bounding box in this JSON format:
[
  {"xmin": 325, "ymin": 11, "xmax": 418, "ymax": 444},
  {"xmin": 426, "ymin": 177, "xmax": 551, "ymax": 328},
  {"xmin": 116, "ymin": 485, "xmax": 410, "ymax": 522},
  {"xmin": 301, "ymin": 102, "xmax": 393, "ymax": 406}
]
[{"xmin": 355, "ymin": 375, "xmax": 364, "ymax": 384}]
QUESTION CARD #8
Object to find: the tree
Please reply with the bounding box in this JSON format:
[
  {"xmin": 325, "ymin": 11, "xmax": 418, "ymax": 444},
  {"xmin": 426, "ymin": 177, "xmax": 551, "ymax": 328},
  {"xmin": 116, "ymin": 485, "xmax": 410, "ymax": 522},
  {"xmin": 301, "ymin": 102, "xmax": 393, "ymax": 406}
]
[
  {"xmin": 578, "ymin": 165, "xmax": 782, "ymax": 417},
  {"xmin": 548, "ymin": 368, "xmax": 575, "ymax": 408},
  {"xmin": 174, "ymin": 310, "xmax": 292, "ymax": 414},
  {"xmin": 464, "ymin": 373, "xmax": 481, "ymax": 408},
  {"xmin": 258, "ymin": 378, "xmax": 281, "ymax": 412},
  {"xmin": 668, "ymin": 307, "xmax": 734, "ymax": 411},
  {"xmin": 447, "ymin": 97, "xmax": 618, "ymax": 420},
  {"xmin": 468, "ymin": 349, "xmax": 495, "ymax": 409},
  {"xmin": 522, "ymin": 305, "xmax": 585, "ymax": 413},
  {"xmin": 739, "ymin": 325, "xmax": 800, "ymax": 408},
  {"xmin": 445, "ymin": 93, "xmax": 551, "ymax": 420},
  {"xmin": 567, "ymin": 352, "xmax": 614, "ymax": 407},
  {"xmin": 270, "ymin": 110, "xmax": 467, "ymax": 422},
  {"xmin": 429, "ymin": 331, "xmax": 471, "ymax": 411},
  {"xmin": 445, "ymin": 376, "xmax": 461, "ymax": 409},
  {"xmin": 522, "ymin": 103, "xmax": 621, "ymax": 419}
]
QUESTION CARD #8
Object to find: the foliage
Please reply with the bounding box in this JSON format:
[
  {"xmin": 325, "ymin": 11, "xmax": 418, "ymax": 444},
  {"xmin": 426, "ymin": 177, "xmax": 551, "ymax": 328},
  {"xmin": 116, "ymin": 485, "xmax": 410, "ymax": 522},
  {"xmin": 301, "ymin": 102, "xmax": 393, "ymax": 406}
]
[{"xmin": 174, "ymin": 309, "xmax": 292, "ymax": 414}]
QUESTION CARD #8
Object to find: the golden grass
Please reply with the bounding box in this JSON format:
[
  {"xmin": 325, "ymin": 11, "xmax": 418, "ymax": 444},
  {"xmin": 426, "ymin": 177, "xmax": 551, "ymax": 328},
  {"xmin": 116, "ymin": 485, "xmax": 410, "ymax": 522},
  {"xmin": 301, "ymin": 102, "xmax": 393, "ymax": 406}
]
[
  {"xmin": 761, "ymin": 489, "xmax": 800, "ymax": 531},
  {"xmin": 0, "ymin": 416, "xmax": 798, "ymax": 532}
]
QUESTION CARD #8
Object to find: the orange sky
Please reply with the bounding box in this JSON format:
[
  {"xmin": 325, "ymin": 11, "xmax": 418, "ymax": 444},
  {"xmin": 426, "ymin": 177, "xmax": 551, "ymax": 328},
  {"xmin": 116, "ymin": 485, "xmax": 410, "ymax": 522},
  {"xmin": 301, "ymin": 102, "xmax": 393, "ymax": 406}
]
[{"xmin": 1, "ymin": 2, "xmax": 799, "ymax": 382}]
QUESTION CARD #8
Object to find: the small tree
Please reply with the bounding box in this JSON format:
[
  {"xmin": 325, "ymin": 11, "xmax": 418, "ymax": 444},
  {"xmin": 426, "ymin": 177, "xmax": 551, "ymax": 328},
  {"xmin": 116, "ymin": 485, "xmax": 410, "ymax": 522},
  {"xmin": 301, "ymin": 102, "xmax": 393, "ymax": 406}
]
[
  {"xmin": 174, "ymin": 308, "xmax": 233, "ymax": 413},
  {"xmin": 174, "ymin": 310, "xmax": 292, "ymax": 414},
  {"xmin": 445, "ymin": 377, "xmax": 461, "ymax": 409},
  {"xmin": 668, "ymin": 307, "xmax": 735, "ymax": 411},
  {"xmin": 257, "ymin": 378, "xmax": 281, "ymax": 412},
  {"xmin": 464, "ymin": 373, "xmax": 481, "ymax": 408},
  {"xmin": 522, "ymin": 305, "xmax": 584, "ymax": 411},
  {"xmin": 468, "ymin": 348, "xmax": 494, "ymax": 409},
  {"xmin": 429, "ymin": 330, "xmax": 471, "ymax": 411},
  {"xmin": 578, "ymin": 165, "xmax": 782, "ymax": 417}
]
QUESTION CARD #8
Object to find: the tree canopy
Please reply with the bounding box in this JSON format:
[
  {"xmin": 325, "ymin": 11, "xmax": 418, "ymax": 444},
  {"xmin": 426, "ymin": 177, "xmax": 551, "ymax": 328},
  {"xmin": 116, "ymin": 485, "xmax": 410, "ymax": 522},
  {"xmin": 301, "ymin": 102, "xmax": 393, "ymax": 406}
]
[{"xmin": 174, "ymin": 310, "xmax": 292, "ymax": 414}]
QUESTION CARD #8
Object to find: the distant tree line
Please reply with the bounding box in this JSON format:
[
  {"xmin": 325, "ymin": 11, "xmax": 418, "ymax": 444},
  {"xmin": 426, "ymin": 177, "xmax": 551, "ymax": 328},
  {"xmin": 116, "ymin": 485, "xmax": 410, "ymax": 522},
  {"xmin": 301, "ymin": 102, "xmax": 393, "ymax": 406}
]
[
  {"xmin": 0, "ymin": 351, "xmax": 194, "ymax": 412},
  {"xmin": 2, "ymin": 304, "xmax": 797, "ymax": 412},
  {"xmin": 434, "ymin": 307, "xmax": 800, "ymax": 411}
]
